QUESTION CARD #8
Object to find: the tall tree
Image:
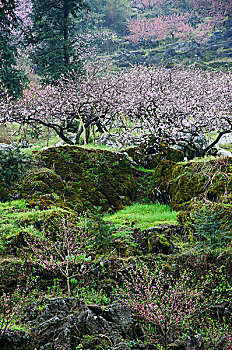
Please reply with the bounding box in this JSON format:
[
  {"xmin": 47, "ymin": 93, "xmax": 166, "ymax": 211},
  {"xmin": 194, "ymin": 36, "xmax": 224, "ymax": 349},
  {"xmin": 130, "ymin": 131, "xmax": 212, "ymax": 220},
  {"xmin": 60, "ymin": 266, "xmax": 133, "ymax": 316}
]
[
  {"xmin": 28, "ymin": 0, "xmax": 88, "ymax": 81},
  {"xmin": 0, "ymin": 0, "xmax": 27, "ymax": 98}
]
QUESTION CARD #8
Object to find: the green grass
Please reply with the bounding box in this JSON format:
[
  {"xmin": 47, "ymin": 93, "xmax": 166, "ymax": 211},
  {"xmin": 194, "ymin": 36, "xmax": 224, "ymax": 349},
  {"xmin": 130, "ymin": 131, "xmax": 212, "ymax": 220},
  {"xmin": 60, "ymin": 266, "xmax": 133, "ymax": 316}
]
[
  {"xmin": 0, "ymin": 200, "xmax": 68, "ymax": 250},
  {"xmin": 132, "ymin": 166, "xmax": 154, "ymax": 173},
  {"xmin": 79, "ymin": 143, "xmax": 118, "ymax": 152},
  {"xmin": 103, "ymin": 203, "xmax": 178, "ymax": 230},
  {"xmin": 21, "ymin": 135, "xmax": 61, "ymax": 155}
]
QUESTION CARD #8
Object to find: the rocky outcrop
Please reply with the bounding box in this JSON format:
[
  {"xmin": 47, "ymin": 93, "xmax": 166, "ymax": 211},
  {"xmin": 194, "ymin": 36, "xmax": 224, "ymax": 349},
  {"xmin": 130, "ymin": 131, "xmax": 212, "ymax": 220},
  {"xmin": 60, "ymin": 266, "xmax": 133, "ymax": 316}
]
[
  {"xmin": 0, "ymin": 330, "xmax": 29, "ymax": 350},
  {"xmin": 22, "ymin": 146, "xmax": 136, "ymax": 212},
  {"xmin": 0, "ymin": 142, "xmax": 34, "ymax": 150},
  {"xmin": 152, "ymin": 157, "xmax": 232, "ymax": 210},
  {"xmin": 126, "ymin": 141, "xmax": 184, "ymax": 169},
  {"xmin": 0, "ymin": 298, "xmax": 138, "ymax": 350}
]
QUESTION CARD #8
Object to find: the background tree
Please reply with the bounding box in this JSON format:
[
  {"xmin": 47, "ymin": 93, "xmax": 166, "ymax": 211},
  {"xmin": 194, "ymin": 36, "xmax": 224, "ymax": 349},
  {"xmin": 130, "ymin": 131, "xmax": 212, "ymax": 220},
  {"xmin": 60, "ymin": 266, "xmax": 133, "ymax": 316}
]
[
  {"xmin": 27, "ymin": 0, "xmax": 88, "ymax": 81},
  {"xmin": 81, "ymin": 0, "xmax": 131, "ymax": 36},
  {"xmin": 0, "ymin": 0, "xmax": 27, "ymax": 98},
  {"xmin": 1, "ymin": 66, "xmax": 231, "ymax": 152},
  {"xmin": 99, "ymin": 0, "xmax": 131, "ymax": 35}
]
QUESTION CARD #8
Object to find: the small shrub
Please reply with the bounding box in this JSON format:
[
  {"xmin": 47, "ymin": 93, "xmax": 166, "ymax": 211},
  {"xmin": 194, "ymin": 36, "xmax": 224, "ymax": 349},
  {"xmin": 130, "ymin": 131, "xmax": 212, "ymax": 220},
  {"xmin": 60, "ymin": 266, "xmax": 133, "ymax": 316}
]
[
  {"xmin": 85, "ymin": 211, "xmax": 115, "ymax": 254},
  {"xmin": 24, "ymin": 215, "xmax": 92, "ymax": 296},
  {"xmin": 115, "ymin": 263, "xmax": 204, "ymax": 350},
  {"xmin": 0, "ymin": 278, "xmax": 36, "ymax": 338},
  {"xmin": 191, "ymin": 206, "xmax": 232, "ymax": 250}
]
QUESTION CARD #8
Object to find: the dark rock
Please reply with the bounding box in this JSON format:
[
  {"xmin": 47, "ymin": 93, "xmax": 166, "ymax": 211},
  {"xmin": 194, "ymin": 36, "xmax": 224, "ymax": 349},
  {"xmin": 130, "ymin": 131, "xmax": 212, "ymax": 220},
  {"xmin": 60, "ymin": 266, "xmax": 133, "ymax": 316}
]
[
  {"xmin": 173, "ymin": 41, "xmax": 200, "ymax": 52},
  {"xmin": 111, "ymin": 342, "xmax": 131, "ymax": 350},
  {"xmin": 223, "ymin": 29, "xmax": 232, "ymax": 38},
  {"xmin": 165, "ymin": 48, "xmax": 176, "ymax": 57},
  {"xmin": 0, "ymin": 142, "xmax": 34, "ymax": 151},
  {"xmin": 168, "ymin": 339, "xmax": 186, "ymax": 349},
  {"xmin": 111, "ymin": 342, "xmax": 159, "ymax": 350},
  {"xmin": 126, "ymin": 139, "xmax": 184, "ymax": 170},
  {"xmin": 0, "ymin": 330, "xmax": 29, "ymax": 350},
  {"xmin": 142, "ymin": 226, "xmax": 179, "ymax": 254},
  {"xmin": 208, "ymin": 31, "xmax": 224, "ymax": 42},
  {"xmin": 176, "ymin": 132, "xmax": 208, "ymax": 159},
  {"xmin": 12, "ymin": 141, "xmax": 34, "ymax": 149},
  {"xmin": 22, "ymin": 298, "xmax": 137, "ymax": 350},
  {"xmin": 224, "ymin": 17, "xmax": 232, "ymax": 29},
  {"xmin": 102, "ymin": 303, "xmax": 132, "ymax": 325},
  {"xmin": 87, "ymin": 304, "xmax": 103, "ymax": 316}
]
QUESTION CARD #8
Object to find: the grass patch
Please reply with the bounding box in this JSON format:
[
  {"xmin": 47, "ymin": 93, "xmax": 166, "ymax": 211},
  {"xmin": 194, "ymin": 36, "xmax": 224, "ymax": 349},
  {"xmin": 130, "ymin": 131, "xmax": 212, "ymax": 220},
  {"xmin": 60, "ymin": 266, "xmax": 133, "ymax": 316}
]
[
  {"xmin": 133, "ymin": 166, "xmax": 154, "ymax": 173},
  {"xmin": 79, "ymin": 143, "xmax": 118, "ymax": 152},
  {"xmin": 0, "ymin": 200, "xmax": 68, "ymax": 253},
  {"xmin": 103, "ymin": 203, "xmax": 178, "ymax": 230}
]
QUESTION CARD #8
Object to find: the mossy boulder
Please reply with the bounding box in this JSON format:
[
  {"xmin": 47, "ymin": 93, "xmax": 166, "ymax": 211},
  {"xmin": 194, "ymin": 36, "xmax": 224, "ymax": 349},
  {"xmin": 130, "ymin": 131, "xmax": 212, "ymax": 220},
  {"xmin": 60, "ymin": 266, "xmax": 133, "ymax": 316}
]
[
  {"xmin": 153, "ymin": 157, "xmax": 232, "ymax": 210},
  {"xmin": 22, "ymin": 146, "xmax": 136, "ymax": 212},
  {"xmin": 144, "ymin": 145, "xmax": 184, "ymax": 169},
  {"xmin": 126, "ymin": 143, "xmax": 184, "ymax": 169},
  {"xmin": 148, "ymin": 232, "xmax": 174, "ymax": 254},
  {"xmin": 43, "ymin": 209, "xmax": 77, "ymax": 237}
]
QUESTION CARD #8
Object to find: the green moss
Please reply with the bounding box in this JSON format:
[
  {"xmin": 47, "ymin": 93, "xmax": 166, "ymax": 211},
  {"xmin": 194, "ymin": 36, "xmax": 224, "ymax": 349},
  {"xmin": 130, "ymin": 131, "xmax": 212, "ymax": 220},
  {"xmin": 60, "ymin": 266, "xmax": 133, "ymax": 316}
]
[
  {"xmin": 153, "ymin": 158, "xmax": 232, "ymax": 210},
  {"xmin": 22, "ymin": 168, "xmax": 64, "ymax": 197},
  {"xmin": 22, "ymin": 146, "xmax": 136, "ymax": 212},
  {"xmin": 126, "ymin": 147, "xmax": 144, "ymax": 164},
  {"xmin": 43, "ymin": 209, "xmax": 76, "ymax": 237},
  {"xmin": 153, "ymin": 160, "xmax": 176, "ymax": 185},
  {"xmin": 127, "ymin": 143, "xmax": 184, "ymax": 169},
  {"xmin": 148, "ymin": 232, "xmax": 174, "ymax": 254},
  {"xmin": 207, "ymin": 173, "xmax": 228, "ymax": 201}
]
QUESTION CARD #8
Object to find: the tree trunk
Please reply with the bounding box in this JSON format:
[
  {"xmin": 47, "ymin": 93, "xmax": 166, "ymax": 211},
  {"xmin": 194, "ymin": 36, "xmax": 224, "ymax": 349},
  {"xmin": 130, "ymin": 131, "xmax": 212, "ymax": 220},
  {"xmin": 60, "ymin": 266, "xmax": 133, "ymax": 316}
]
[{"xmin": 67, "ymin": 276, "xmax": 71, "ymax": 297}]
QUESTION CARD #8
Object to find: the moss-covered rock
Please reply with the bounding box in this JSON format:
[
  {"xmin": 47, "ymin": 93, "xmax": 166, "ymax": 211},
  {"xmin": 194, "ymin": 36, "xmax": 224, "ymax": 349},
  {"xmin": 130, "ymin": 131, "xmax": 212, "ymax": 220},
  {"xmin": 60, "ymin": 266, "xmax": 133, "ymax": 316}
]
[
  {"xmin": 126, "ymin": 143, "xmax": 184, "ymax": 169},
  {"xmin": 148, "ymin": 232, "xmax": 174, "ymax": 254},
  {"xmin": 144, "ymin": 146, "xmax": 184, "ymax": 169},
  {"xmin": 22, "ymin": 146, "xmax": 136, "ymax": 212},
  {"xmin": 153, "ymin": 157, "xmax": 232, "ymax": 210}
]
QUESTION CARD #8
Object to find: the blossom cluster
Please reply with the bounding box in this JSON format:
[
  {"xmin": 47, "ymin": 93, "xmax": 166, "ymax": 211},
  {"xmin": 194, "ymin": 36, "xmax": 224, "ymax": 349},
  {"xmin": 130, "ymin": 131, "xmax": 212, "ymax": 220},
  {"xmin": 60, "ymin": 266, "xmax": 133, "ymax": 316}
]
[{"xmin": 1, "ymin": 66, "xmax": 231, "ymax": 152}]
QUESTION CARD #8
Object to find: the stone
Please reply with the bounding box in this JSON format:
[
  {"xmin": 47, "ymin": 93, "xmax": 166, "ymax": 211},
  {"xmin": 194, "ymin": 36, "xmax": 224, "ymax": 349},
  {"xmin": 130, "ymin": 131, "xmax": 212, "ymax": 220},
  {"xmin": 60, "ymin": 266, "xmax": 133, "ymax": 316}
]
[
  {"xmin": 21, "ymin": 145, "xmax": 136, "ymax": 212},
  {"xmin": 142, "ymin": 225, "xmax": 178, "ymax": 254},
  {"xmin": 97, "ymin": 132, "xmax": 122, "ymax": 148},
  {"xmin": 12, "ymin": 141, "xmax": 34, "ymax": 148},
  {"xmin": 168, "ymin": 339, "xmax": 186, "ymax": 349},
  {"xmin": 176, "ymin": 132, "xmax": 208, "ymax": 159},
  {"xmin": 147, "ymin": 232, "xmax": 174, "ymax": 254},
  {"xmin": 126, "ymin": 139, "xmax": 184, "ymax": 170},
  {"xmin": 218, "ymin": 132, "xmax": 232, "ymax": 145},
  {"xmin": 0, "ymin": 142, "xmax": 34, "ymax": 151},
  {"xmin": 152, "ymin": 158, "xmax": 232, "ymax": 210},
  {"xmin": 217, "ymin": 148, "xmax": 232, "ymax": 158},
  {"xmin": 208, "ymin": 31, "xmax": 224, "ymax": 42},
  {"xmin": 0, "ymin": 143, "xmax": 14, "ymax": 150},
  {"xmin": 173, "ymin": 41, "xmax": 200, "ymax": 53},
  {"xmin": 21, "ymin": 297, "xmax": 137, "ymax": 350},
  {"xmin": 0, "ymin": 330, "xmax": 29, "ymax": 350},
  {"xmin": 223, "ymin": 29, "xmax": 232, "ymax": 39}
]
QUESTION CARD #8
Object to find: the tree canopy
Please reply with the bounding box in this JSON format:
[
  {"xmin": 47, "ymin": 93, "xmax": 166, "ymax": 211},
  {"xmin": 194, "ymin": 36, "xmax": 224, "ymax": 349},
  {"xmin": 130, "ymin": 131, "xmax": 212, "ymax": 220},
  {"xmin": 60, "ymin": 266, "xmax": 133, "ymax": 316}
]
[
  {"xmin": 0, "ymin": 0, "xmax": 27, "ymax": 98},
  {"xmin": 27, "ymin": 0, "xmax": 88, "ymax": 81}
]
